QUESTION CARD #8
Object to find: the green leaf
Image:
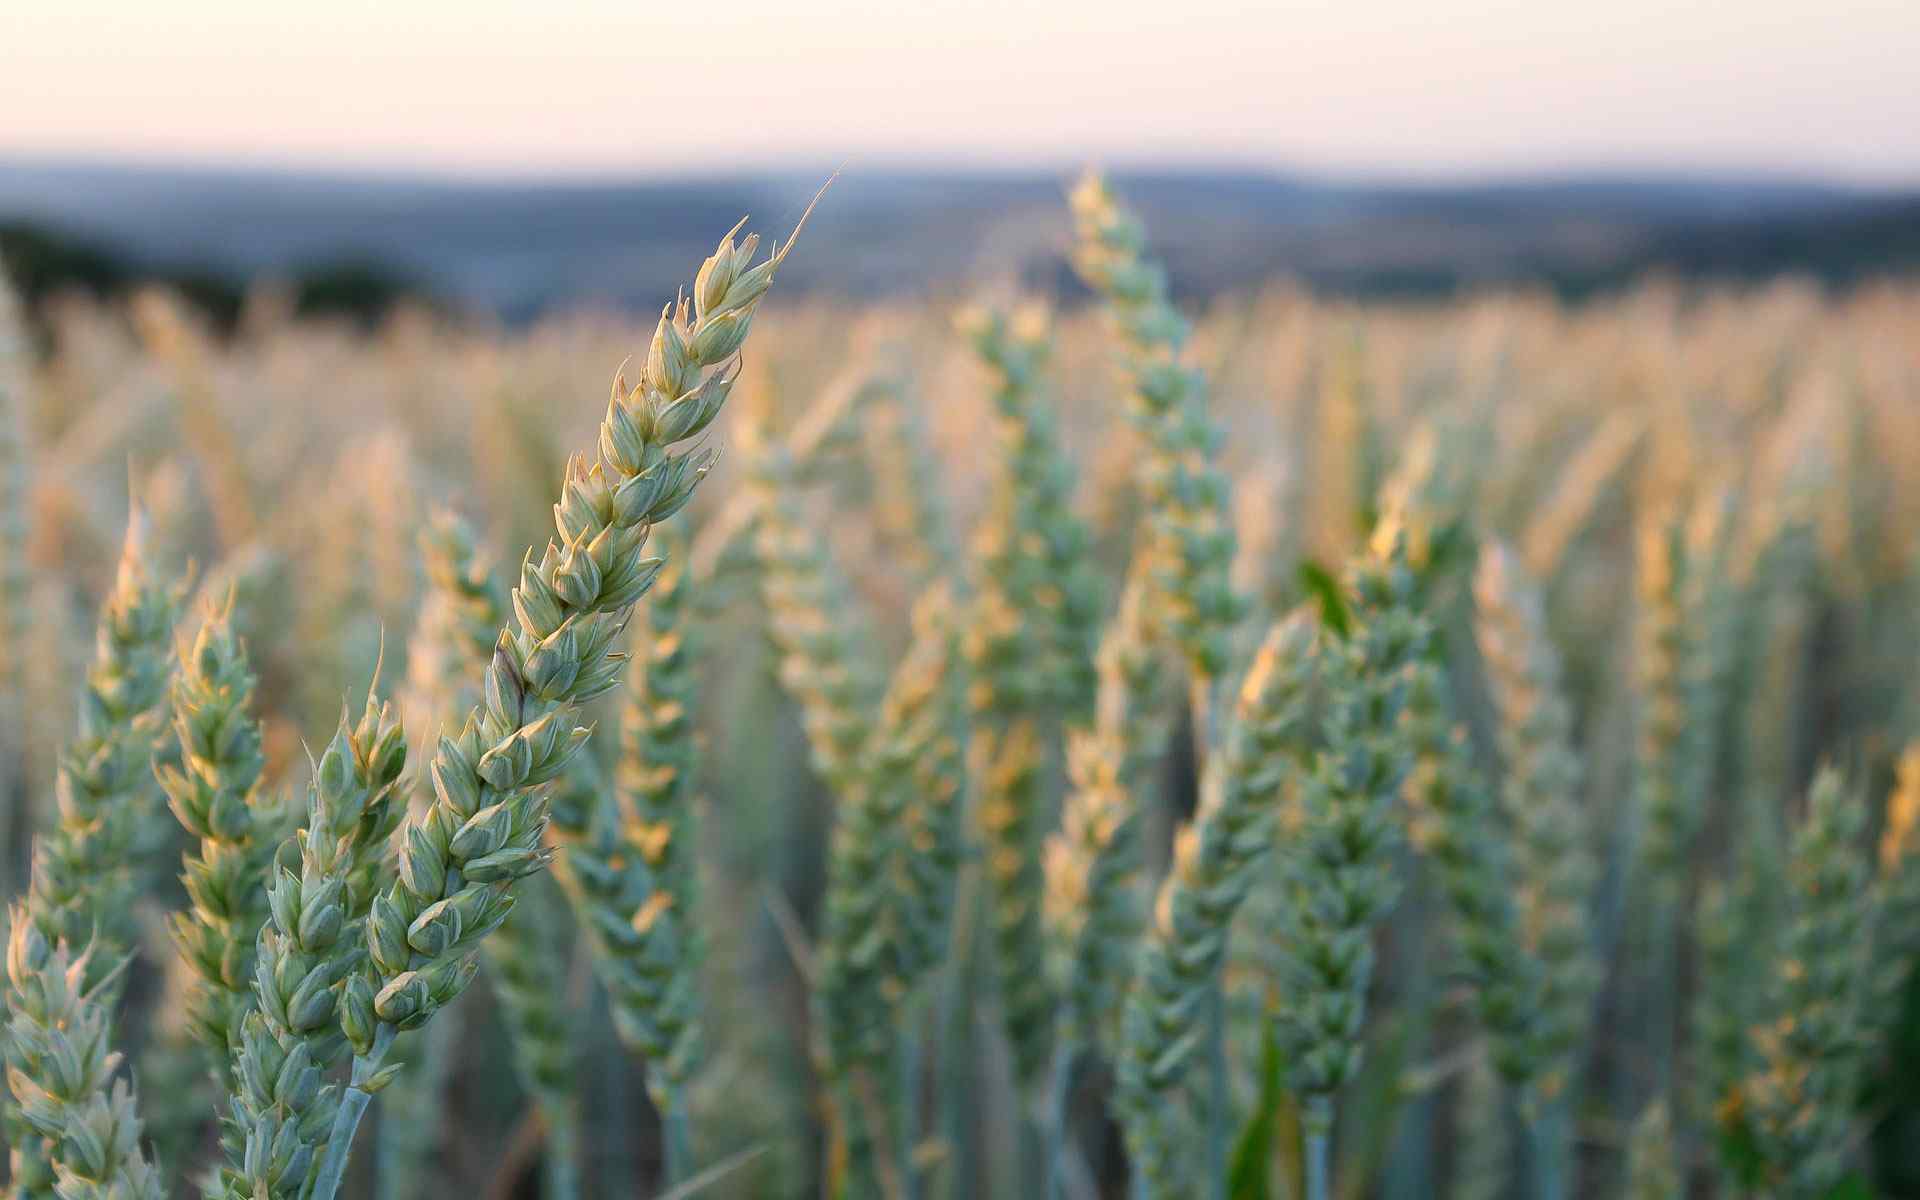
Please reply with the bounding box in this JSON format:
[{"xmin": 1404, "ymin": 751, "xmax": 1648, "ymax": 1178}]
[
  {"xmin": 1227, "ymin": 1023, "xmax": 1287, "ymax": 1200},
  {"xmin": 1296, "ymin": 561, "xmax": 1352, "ymax": 639}
]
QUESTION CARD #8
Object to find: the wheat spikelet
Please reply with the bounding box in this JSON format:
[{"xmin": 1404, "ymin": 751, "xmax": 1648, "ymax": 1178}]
[
  {"xmin": 1691, "ymin": 876, "xmax": 1771, "ymax": 1128},
  {"xmin": 604, "ymin": 523, "xmax": 705, "ymax": 1081},
  {"xmin": 1116, "ymin": 614, "xmax": 1316, "ymax": 1196},
  {"xmin": 539, "ymin": 524, "xmax": 710, "ymax": 1180},
  {"xmin": 873, "ymin": 585, "xmax": 970, "ymax": 989},
  {"xmin": 1069, "ymin": 173, "xmax": 1240, "ymax": 680},
  {"xmin": 2, "ymin": 919, "xmax": 164, "ymax": 1200}
]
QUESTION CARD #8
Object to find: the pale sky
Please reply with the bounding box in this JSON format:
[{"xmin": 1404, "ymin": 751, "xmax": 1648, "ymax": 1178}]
[{"xmin": 4, "ymin": 0, "xmax": 1918, "ymax": 182}]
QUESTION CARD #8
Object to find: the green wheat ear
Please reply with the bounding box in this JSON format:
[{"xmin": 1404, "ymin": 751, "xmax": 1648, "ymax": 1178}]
[
  {"xmin": 1116, "ymin": 613, "xmax": 1316, "ymax": 1196},
  {"xmin": 1734, "ymin": 768, "xmax": 1873, "ymax": 1196},
  {"xmin": 1069, "ymin": 172, "xmax": 1241, "ymax": 682},
  {"xmin": 3, "ymin": 917, "xmax": 165, "ymax": 1200},
  {"xmin": 161, "ymin": 598, "xmax": 292, "ymax": 1081}
]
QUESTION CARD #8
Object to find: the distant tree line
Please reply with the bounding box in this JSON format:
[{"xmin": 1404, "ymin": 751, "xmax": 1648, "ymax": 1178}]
[{"xmin": 0, "ymin": 221, "xmax": 434, "ymax": 335}]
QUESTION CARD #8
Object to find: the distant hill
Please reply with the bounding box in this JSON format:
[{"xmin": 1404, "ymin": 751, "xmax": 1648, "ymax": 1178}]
[{"xmin": 2, "ymin": 159, "xmax": 1915, "ymax": 322}]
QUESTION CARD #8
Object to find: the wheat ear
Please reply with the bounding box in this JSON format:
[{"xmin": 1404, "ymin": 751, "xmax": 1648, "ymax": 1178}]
[
  {"xmin": 1276, "ymin": 523, "xmax": 1428, "ymax": 1194},
  {"xmin": 959, "ymin": 303, "xmax": 1105, "ymax": 721},
  {"xmin": 1471, "ymin": 541, "xmax": 1600, "ymax": 1103},
  {"xmin": 3, "ymin": 918, "xmax": 164, "ymax": 1200},
  {"xmin": 1045, "ymin": 563, "xmax": 1169, "ymax": 1063},
  {"xmin": 23, "ymin": 507, "xmax": 184, "ymax": 974},
  {"xmin": 1069, "ymin": 172, "xmax": 1240, "ymax": 682},
  {"xmin": 814, "ymin": 584, "xmax": 969, "ymax": 1194},
  {"xmin": 1734, "ymin": 768, "xmax": 1873, "ymax": 1196},
  {"xmin": 161, "ymin": 601, "xmax": 294, "ymax": 1081},
  {"xmin": 212, "ymin": 696, "xmax": 407, "ymax": 1200},
  {"xmin": 1401, "ymin": 664, "xmax": 1543, "ymax": 1083},
  {"xmin": 1116, "ymin": 614, "xmax": 1316, "ymax": 1197},
  {"xmin": 8, "ymin": 507, "xmax": 181, "ymax": 1193},
  {"xmin": 317, "ymin": 209, "xmax": 809, "ymax": 1200}
]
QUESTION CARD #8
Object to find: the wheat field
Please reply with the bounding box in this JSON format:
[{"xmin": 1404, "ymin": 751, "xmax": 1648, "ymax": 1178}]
[{"xmin": 0, "ymin": 177, "xmax": 1917, "ymax": 1200}]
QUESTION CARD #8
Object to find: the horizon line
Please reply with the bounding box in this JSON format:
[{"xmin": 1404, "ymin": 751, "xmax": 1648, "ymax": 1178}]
[{"xmin": 2, "ymin": 149, "xmax": 1915, "ymax": 196}]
